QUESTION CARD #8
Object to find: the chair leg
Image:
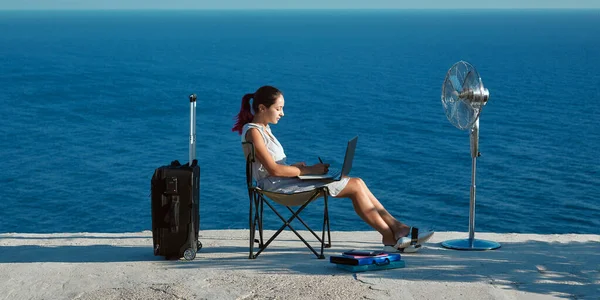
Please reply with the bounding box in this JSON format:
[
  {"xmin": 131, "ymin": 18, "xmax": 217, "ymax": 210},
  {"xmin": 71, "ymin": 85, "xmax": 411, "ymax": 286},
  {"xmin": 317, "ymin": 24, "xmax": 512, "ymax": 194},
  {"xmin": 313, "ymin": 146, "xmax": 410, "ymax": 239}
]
[
  {"xmin": 326, "ymin": 193, "xmax": 331, "ymax": 248},
  {"xmin": 249, "ymin": 190, "xmax": 332, "ymax": 259},
  {"xmin": 286, "ymin": 207, "xmax": 323, "ymax": 242},
  {"xmin": 248, "ymin": 190, "xmax": 256, "ymax": 259},
  {"xmin": 259, "ymin": 194, "xmax": 264, "ymax": 246},
  {"xmin": 263, "ymin": 198, "xmax": 325, "ymax": 259},
  {"xmin": 319, "ymin": 194, "xmax": 330, "ymax": 258},
  {"xmin": 251, "ymin": 198, "xmax": 293, "ymax": 258},
  {"xmin": 283, "ymin": 192, "xmax": 330, "ymax": 258},
  {"xmin": 249, "ymin": 191, "xmax": 267, "ymax": 259}
]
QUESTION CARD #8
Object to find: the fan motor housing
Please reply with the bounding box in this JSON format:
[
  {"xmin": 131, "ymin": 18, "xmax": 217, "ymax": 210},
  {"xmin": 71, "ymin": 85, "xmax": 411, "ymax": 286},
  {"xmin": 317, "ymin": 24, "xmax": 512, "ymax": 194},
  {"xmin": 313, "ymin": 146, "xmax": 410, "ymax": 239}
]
[{"xmin": 459, "ymin": 87, "xmax": 489, "ymax": 105}]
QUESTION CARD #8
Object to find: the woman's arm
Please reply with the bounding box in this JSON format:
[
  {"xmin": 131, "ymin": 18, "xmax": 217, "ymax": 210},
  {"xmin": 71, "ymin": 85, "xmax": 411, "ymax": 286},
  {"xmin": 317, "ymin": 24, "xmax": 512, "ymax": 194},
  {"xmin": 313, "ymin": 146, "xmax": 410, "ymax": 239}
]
[{"xmin": 246, "ymin": 129, "xmax": 327, "ymax": 177}]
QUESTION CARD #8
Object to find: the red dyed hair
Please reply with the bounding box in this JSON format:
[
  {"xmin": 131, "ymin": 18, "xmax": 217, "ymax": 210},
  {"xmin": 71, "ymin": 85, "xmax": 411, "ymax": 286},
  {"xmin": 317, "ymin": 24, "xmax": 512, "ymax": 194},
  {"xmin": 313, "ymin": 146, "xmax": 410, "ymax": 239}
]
[{"xmin": 232, "ymin": 86, "xmax": 282, "ymax": 135}]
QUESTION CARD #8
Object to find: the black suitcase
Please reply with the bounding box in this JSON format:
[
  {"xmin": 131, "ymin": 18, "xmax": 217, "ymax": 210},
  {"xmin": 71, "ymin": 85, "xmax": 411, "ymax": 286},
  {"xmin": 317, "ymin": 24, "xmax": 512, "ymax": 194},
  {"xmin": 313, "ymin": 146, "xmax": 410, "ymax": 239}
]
[{"xmin": 151, "ymin": 94, "xmax": 202, "ymax": 260}]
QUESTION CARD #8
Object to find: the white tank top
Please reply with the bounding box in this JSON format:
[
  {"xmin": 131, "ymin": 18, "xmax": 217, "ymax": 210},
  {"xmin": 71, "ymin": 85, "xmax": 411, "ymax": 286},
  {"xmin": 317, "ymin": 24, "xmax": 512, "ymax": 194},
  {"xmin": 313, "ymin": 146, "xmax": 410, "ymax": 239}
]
[{"xmin": 241, "ymin": 123, "xmax": 287, "ymax": 182}]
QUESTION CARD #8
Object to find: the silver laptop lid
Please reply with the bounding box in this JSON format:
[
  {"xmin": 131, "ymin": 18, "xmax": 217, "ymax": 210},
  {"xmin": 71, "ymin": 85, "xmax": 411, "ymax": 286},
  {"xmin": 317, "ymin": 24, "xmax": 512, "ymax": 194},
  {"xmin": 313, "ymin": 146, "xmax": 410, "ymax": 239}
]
[{"xmin": 340, "ymin": 136, "xmax": 358, "ymax": 178}]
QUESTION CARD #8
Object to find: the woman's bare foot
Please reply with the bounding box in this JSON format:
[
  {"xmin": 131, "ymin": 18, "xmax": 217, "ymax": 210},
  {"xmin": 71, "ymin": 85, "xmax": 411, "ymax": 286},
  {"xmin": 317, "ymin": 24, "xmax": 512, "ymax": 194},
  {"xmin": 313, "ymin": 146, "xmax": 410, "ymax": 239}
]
[
  {"xmin": 392, "ymin": 224, "xmax": 411, "ymax": 241},
  {"xmin": 382, "ymin": 236, "xmax": 397, "ymax": 246}
]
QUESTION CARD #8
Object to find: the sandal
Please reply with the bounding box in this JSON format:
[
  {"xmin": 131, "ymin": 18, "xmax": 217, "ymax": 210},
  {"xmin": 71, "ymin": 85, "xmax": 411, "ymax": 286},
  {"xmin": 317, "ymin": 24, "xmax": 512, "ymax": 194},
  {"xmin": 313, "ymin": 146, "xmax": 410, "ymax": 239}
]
[{"xmin": 394, "ymin": 227, "xmax": 434, "ymax": 249}]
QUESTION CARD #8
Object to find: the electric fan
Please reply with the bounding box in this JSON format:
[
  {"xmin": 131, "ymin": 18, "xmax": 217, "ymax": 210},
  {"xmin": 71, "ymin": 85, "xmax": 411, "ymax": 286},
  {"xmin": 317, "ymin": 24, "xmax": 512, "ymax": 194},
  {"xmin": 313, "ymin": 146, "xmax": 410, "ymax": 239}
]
[{"xmin": 440, "ymin": 61, "xmax": 501, "ymax": 251}]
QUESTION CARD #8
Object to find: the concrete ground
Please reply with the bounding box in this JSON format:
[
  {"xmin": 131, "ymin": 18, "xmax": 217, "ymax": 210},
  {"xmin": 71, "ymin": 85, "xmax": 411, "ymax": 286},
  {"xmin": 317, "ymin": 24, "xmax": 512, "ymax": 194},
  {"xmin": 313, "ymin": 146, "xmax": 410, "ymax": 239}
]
[{"xmin": 1, "ymin": 230, "xmax": 598, "ymax": 299}]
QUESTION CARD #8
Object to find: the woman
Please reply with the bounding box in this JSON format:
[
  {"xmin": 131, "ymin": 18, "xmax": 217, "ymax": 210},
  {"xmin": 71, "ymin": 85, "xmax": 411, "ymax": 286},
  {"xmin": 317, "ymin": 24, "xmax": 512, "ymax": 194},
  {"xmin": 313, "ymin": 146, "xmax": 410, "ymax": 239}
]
[{"xmin": 232, "ymin": 85, "xmax": 433, "ymax": 252}]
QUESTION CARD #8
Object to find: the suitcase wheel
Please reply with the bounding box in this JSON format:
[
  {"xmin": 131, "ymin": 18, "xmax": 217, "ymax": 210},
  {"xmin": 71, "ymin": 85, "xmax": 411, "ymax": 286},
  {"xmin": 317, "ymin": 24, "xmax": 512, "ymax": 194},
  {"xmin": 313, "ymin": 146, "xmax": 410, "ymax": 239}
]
[{"xmin": 183, "ymin": 248, "xmax": 196, "ymax": 260}]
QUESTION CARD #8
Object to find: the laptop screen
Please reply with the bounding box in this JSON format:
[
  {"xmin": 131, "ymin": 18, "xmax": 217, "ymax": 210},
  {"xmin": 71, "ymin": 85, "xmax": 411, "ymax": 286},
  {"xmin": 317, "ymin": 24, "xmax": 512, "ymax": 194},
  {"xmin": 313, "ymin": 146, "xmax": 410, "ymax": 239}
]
[{"xmin": 340, "ymin": 136, "xmax": 358, "ymax": 177}]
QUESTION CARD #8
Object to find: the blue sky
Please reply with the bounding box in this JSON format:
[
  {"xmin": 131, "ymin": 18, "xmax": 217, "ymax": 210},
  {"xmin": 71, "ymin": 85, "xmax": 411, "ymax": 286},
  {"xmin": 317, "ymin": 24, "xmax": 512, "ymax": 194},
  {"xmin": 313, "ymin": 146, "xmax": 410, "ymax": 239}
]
[{"xmin": 0, "ymin": 0, "xmax": 599, "ymax": 10}]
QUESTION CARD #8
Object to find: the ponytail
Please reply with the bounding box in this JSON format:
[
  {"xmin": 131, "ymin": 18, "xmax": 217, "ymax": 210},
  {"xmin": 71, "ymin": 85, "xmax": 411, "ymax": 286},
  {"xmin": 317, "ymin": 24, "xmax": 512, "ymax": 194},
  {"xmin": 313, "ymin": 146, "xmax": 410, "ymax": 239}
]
[
  {"xmin": 232, "ymin": 86, "xmax": 282, "ymax": 135},
  {"xmin": 232, "ymin": 93, "xmax": 254, "ymax": 135}
]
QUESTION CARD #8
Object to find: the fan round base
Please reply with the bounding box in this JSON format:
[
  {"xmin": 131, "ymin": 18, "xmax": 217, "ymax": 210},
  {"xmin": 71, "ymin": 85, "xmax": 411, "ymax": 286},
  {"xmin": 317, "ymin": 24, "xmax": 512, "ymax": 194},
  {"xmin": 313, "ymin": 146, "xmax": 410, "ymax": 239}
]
[{"xmin": 441, "ymin": 238, "xmax": 501, "ymax": 251}]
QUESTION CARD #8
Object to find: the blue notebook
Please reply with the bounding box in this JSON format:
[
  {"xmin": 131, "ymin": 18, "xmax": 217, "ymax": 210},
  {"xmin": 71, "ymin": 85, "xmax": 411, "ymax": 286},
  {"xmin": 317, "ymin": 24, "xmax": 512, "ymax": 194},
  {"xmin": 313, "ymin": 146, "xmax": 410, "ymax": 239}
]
[{"xmin": 330, "ymin": 250, "xmax": 403, "ymax": 271}]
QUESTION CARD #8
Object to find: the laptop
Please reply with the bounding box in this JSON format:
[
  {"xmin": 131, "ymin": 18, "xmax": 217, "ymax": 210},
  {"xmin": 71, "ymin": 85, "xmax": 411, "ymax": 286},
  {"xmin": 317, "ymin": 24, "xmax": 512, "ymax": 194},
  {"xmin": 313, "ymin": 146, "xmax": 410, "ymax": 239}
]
[{"xmin": 298, "ymin": 136, "xmax": 358, "ymax": 181}]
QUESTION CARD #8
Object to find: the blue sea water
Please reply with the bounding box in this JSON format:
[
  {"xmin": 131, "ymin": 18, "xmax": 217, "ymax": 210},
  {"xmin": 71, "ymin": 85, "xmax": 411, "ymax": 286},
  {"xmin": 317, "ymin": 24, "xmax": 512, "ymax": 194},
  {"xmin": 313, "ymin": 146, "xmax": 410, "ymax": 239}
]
[{"xmin": 0, "ymin": 10, "xmax": 598, "ymax": 234}]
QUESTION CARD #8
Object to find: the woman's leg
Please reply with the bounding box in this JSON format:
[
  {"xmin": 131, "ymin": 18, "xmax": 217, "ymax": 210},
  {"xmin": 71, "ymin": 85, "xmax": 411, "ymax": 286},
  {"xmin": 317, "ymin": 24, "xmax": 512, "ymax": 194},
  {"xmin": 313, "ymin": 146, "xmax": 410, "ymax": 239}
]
[
  {"xmin": 335, "ymin": 178, "xmax": 397, "ymax": 245},
  {"xmin": 355, "ymin": 178, "xmax": 410, "ymax": 240}
]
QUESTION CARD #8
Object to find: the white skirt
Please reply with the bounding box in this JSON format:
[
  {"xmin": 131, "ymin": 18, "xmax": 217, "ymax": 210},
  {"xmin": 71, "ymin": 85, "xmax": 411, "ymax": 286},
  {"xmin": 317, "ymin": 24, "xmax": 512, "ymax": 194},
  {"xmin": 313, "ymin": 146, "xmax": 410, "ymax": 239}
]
[{"xmin": 259, "ymin": 176, "xmax": 351, "ymax": 197}]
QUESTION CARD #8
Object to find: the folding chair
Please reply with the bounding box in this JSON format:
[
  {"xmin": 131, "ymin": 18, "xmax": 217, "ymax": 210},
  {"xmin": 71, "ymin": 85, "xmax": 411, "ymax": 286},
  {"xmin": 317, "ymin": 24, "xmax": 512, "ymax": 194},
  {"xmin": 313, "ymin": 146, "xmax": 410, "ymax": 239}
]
[{"xmin": 242, "ymin": 142, "xmax": 331, "ymax": 259}]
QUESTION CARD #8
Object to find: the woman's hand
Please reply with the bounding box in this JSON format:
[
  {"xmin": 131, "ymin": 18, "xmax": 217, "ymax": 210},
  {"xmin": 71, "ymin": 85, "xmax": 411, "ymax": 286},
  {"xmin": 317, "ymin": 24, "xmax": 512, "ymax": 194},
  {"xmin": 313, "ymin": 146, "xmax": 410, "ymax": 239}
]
[
  {"xmin": 292, "ymin": 162, "xmax": 329, "ymax": 175},
  {"xmin": 309, "ymin": 163, "xmax": 330, "ymax": 174}
]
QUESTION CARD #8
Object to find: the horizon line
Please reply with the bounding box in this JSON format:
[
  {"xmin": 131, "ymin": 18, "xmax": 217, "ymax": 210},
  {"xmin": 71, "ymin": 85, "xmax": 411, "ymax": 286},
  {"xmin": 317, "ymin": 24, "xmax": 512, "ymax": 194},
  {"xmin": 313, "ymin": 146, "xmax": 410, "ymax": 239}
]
[{"xmin": 1, "ymin": 7, "xmax": 600, "ymax": 11}]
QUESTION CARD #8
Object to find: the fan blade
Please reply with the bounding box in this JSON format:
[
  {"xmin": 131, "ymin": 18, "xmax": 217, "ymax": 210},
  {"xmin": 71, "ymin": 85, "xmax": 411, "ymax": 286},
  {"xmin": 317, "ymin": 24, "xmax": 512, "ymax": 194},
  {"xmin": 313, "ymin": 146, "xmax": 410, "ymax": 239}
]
[
  {"xmin": 443, "ymin": 77, "xmax": 457, "ymax": 103},
  {"xmin": 463, "ymin": 69, "xmax": 481, "ymax": 94},
  {"xmin": 456, "ymin": 100, "xmax": 475, "ymax": 129},
  {"xmin": 450, "ymin": 75, "xmax": 463, "ymax": 93}
]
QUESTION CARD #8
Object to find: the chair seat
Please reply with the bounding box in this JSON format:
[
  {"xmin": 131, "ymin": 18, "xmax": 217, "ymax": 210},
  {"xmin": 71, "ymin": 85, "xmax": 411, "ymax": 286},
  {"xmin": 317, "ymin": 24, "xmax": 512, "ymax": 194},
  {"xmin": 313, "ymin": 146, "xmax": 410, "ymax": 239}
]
[{"xmin": 255, "ymin": 188, "xmax": 325, "ymax": 207}]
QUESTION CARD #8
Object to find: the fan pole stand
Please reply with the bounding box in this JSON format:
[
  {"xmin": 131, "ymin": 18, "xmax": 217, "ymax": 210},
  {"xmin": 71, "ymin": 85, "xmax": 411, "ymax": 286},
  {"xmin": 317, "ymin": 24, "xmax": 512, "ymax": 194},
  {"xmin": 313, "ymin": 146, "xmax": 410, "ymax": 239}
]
[{"xmin": 441, "ymin": 119, "xmax": 501, "ymax": 251}]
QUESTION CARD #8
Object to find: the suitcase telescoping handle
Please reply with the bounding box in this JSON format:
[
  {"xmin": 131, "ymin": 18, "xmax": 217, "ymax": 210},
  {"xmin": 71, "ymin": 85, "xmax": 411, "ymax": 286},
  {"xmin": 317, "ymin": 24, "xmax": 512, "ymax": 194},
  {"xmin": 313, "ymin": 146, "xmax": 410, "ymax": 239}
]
[{"xmin": 189, "ymin": 94, "xmax": 197, "ymax": 164}]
